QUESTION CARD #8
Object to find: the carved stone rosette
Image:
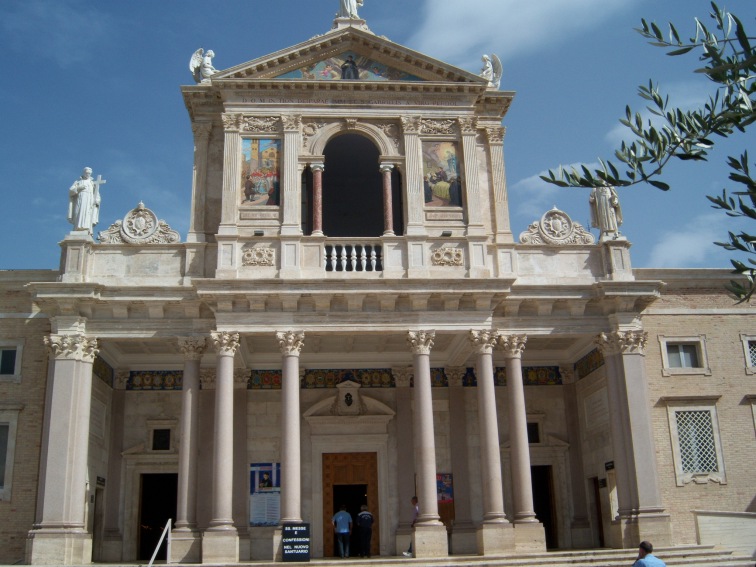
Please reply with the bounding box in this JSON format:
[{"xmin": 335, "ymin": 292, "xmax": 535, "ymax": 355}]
[
  {"xmin": 277, "ymin": 331, "xmax": 305, "ymax": 356},
  {"xmin": 98, "ymin": 202, "xmax": 181, "ymax": 245},
  {"xmin": 44, "ymin": 334, "xmax": 99, "ymax": 363},
  {"xmin": 407, "ymin": 330, "xmax": 435, "ymax": 355},
  {"xmin": 178, "ymin": 336, "xmax": 207, "ymax": 360},
  {"xmin": 242, "ymin": 246, "xmax": 275, "ymax": 267},
  {"xmin": 596, "ymin": 331, "xmax": 648, "ymax": 356},
  {"xmin": 496, "ymin": 334, "xmax": 527, "ymax": 358},
  {"xmin": 210, "ymin": 331, "xmax": 241, "ymax": 356},
  {"xmin": 469, "ymin": 330, "xmax": 498, "ymax": 355},
  {"xmin": 519, "ymin": 208, "xmax": 595, "ymax": 245},
  {"xmin": 431, "ymin": 246, "xmax": 464, "ymax": 266}
]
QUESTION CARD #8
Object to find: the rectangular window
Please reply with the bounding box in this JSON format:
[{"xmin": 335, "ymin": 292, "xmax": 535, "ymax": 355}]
[
  {"xmin": 667, "ymin": 343, "xmax": 700, "ymax": 368},
  {"xmin": 0, "ymin": 349, "xmax": 17, "ymax": 375},
  {"xmin": 152, "ymin": 429, "xmax": 171, "ymax": 451},
  {"xmin": 526, "ymin": 422, "xmax": 540, "ymax": 444},
  {"xmin": 675, "ymin": 410, "xmax": 718, "ymax": 473},
  {"xmin": 0, "ymin": 424, "xmax": 8, "ymax": 489},
  {"xmin": 659, "ymin": 335, "xmax": 710, "ymax": 376}
]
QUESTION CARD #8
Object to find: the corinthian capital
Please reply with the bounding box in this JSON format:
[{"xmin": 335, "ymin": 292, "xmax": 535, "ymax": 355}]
[
  {"xmin": 496, "ymin": 334, "xmax": 527, "ymax": 358},
  {"xmin": 210, "ymin": 331, "xmax": 241, "ymax": 355},
  {"xmin": 596, "ymin": 331, "xmax": 648, "ymax": 355},
  {"xmin": 178, "ymin": 336, "xmax": 208, "ymax": 360},
  {"xmin": 400, "ymin": 116, "xmax": 421, "ymax": 134},
  {"xmin": 192, "ymin": 121, "xmax": 212, "ymax": 141},
  {"xmin": 407, "ymin": 330, "xmax": 435, "ymax": 355},
  {"xmin": 469, "ymin": 329, "xmax": 498, "ymax": 355},
  {"xmin": 44, "ymin": 334, "xmax": 99, "ymax": 363},
  {"xmin": 277, "ymin": 331, "xmax": 305, "ymax": 356}
]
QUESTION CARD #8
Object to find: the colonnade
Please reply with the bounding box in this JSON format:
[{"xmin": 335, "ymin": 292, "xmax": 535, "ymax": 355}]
[{"xmin": 27, "ymin": 328, "xmax": 670, "ymax": 564}]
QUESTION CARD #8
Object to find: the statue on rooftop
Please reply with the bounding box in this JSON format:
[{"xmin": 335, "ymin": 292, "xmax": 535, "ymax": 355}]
[
  {"xmin": 189, "ymin": 48, "xmax": 219, "ymax": 84},
  {"xmin": 68, "ymin": 167, "xmax": 104, "ymax": 235},
  {"xmin": 480, "ymin": 54, "xmax": 502, "ymax": 89},
  {"xmin": 338, "ymin": 0, "xmax": 364, "ymax": 19},
  {"xmin": 589, "ymin": 186, "xmax": 623, "ymax": 240}
]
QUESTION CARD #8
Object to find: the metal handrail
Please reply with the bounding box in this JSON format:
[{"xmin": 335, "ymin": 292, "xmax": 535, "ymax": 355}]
[{"xmin": 147, "ymin": 518, "xmax": 172, "ymax": 567}]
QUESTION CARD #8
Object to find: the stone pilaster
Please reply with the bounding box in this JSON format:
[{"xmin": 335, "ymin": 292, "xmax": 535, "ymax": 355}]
[
  {"xmin": 188, "ymin": 121, "xmax": 212, "ymax": 241},
  {"xmin": 27, "ymin": 334, "xmax": 98, "ymax": 565},
  {"xmin": 484, "ymin": 126, "xmax": 513, "ymax": 243},
  {"xmin": 281, "ymin": 115, "xmax": 303, "ymax": 236},
  {"xmin": 400, "ymin": 117, "xmax": 426, "ymax": 236},
  {"xmin": 458, "ymin": 118, "xmax": 484, "ymax": 236}
]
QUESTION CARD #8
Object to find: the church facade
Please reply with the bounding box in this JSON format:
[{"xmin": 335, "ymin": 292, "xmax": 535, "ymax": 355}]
[{"xmin": 1, "ymin": 12, "xmax": 755, "ymax": 566}]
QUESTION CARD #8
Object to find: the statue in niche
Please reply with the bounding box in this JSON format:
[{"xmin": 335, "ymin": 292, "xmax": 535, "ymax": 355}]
[
  {"xmin": 480, "ymin": 54, "xmax": 502, "ymax": 89},
  {"xmin": 338, "ymin": 0, "xmax": 363, "ymax": 19},
  {"xmin": 589, "ymin": 186, "xmax": 623, "ymax": 239},
  {"xmin": 189, "ymin": 48, "xmax": 219, "ymax": 84},
  {"xmin": 67, "ymin": 166, "xmax": 103, "ymax": 235}
]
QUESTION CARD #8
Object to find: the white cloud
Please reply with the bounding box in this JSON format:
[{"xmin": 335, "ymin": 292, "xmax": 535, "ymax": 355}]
[
  {"xmin": 646, "ymin": 212, "xmax": 730, "ymax": 267},
  {"xmin": 509, "ymin": 162, "xmax": 598, "ymax": 220},
  {"xmin": 407, "ymin": 0, "xmax": 641, "ymax": 70}
]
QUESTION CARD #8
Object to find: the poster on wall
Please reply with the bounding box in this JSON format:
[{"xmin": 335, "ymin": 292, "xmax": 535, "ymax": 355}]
[
  {"xmin": 250, "ymin": 463, "xmax": 281, "ymax": 526},
  {"xmin": 241, "ymin": 139, "xmax": 281, "ymax": 206},
  {"xmin": 436, "ymin": 473, "xmax": 455, "ymax": 529},
  {"xmin": 422, "ymin": 141, "xmax": 462, "ymax": 207}
]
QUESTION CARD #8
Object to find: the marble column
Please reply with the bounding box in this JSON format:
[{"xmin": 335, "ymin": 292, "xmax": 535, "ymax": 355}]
[
  {"xmin": 277, "ymin": 331, "xmax": 305, "ymax": 524},
  {"xmin": 203, "ymin": 332, "xmax": 240, "ymax": 564},
  {"xmin": 470, "ymin": 331, "xmax": 515, "ymax": 554},
  {"xmin": 310, "ymin": 164, "xmax": 324, "ymax": 236},
  {"xmin": 406, "ymin": 331, "xmax": 448, "ymax": 558},
  {"xmin": 172, "ymin": 337, "xmax": 207, "ymax": 563},
  {"xmin": 380, "ymin": 164, "xmax": 395, "ymax": 236},
  {"xmin": 27, "ymin": 334, "xmax": 98, "ymax": 565},
  {"xmin": 596, "ymin": 331, "xmax": 671, "ymax": 548},
  {"xmin": 497, "ymin": 334, "xmax": 546, "ymax": 551}
]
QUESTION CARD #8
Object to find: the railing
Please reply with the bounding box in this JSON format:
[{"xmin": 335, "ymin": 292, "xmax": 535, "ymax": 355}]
[
  {"xmin": 324, "ymin": 242, "xmax": 383, "ymax": 272},
  {"xmin": 147, "ymin": 518, "xmax": 172, "ymax": 567}
]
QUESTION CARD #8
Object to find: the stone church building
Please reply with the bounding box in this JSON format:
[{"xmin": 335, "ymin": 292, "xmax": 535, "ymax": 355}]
[{"xmin": 1, "ymin": 9, "xmax": 754, "ymax": 566}]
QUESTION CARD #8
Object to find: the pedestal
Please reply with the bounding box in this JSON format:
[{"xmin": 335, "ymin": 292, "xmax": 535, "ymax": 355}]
[
  {"xmin": 201, "ymin": 529, "xmax": 238, "ymax": 564},
  {"xmin": 412, "ymin": 524, "xmax": 448, "ymax": 558},
  {"xmin": 513, "ymin": 522, "xmax": 547, "ymax": 552},
  {"xmin": 451, "ymin": 523, "xmax": 478, "ymax": 555},
  {"xmin": 476, "ymin": 523, "xmax": 515, "ymax": 555},
  {"xmin": 620, "ymin": 513, "xmax": 672, "ymax": 548},
  {"xmin": 26, "ymin": 529, "xmax": 92, "ymax": 565},
  {"xmin": 170, "ymin": 529, "xmax": 201, "ymax": 563}
]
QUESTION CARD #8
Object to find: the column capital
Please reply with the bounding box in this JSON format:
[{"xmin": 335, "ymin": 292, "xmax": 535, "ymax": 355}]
[
  {"xmin": 379, "ymin": 163, "xmax": 395, "ymax": 174},
  {"xmin": 559, "ymin": 365, "xmax": 576, "ymax": 385},
  {"xmin": 178, "ymin": 336, "xmax": 208, "ymax": 360},
  {"xmin": 407, "ymin": 330, "xmax": 435, "ymax": 355},
  {"xmin": 277, "ymin": 331, "xmax": 305, "ymax": 356},
  {"xmin": 392, "ymin": 366, "xmax": 413, "ymax": 388},
  {"xmin": 221, "ymin": 113, "xmax": 241, "ymax": 133},
  {"xmin": 44, "ymin": 334, "xmax": 98, "ymax": 363},
  {"xmin": 400, "ymin": 115, "xmax": 421, "ymax": 134},
  {"xmin": 192, "ymin": 121, "xmax": 212, "ymax": 141},
  {"xmin": 281, "ymin": 114, "xmax": 303, "ymax": 132},
  {"xmin": 210, "ymin": 331, "xmax": 241, "ymax": 356},
  {"xmin": 469, "ymin": 330, "xmax": 498, "ymax": 355},
  {"xmin": 496, "ymin": 333, "xmax": 527, "ymax": 358},
  {"xmin": 446, "ymin": 367, "xmax": 467, "ymax": 387},
  {"xmin": 596, "ymin": 330, "xmax": 648, "ymax": 356},
  {"xmin": 458, "ymin": 117, "xmax": 478, "ymax": 134},
  {"xmin": 310, "ymin": 162, "xmax": 325, "ymax": 172},
  {"xmin": 484, "ymin": 125, "xmax": 506, "ymax": 144}
]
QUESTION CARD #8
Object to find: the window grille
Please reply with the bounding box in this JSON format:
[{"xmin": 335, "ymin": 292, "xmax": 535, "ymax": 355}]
[
  {"xmin": 748, "ymin": 341, "xmax": 756, "ymax": 367},
  {"xmin": 675, "ymin": 410, "xmax": 718, "ymax": 473}
]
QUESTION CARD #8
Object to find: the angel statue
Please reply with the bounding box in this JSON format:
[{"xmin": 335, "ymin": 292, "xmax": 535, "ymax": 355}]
[
  {"xmin": 189, "ymin": 48, "xmax": 219, "ymax": 84},
  {"xmin": 480, "ymin": 54, "xmax": 502, "ymax": 89},
  {"xmin": 338, "ymin": 0, "xmax": 364, "ymax": 19}
]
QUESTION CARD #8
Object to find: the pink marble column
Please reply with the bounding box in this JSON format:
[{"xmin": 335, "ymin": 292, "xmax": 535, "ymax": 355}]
[
  {"xmin": 208, "ymin": 332, "xmax": 240, "ymax": 532},
  {"xmin": 278, "ymin": 331, "xmax": 305, "ymax": 523},
  {"xmin": 311, "ymin": 164, "xmax": 324, "ymax": 236},
  {"xmin": 497, "ymin": 334, "xmax": 537, "ymax": 523},
  {"xmin": 175, "ymin": 337, "xmax": 206, "ymax": 532},
  {"xmin": 406, "ymin": 331, "xmax": 442, "ymax": 526},
  {"xmin": 380, "ymin": 164, "xmax": 395, "ymax": 236},
  {"xmin": 469, "ymin": 331, "xmax": 508, "ymax": 524}
]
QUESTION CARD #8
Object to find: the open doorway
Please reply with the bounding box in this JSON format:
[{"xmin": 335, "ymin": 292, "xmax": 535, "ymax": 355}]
[
  {"xmin": 138, "ymin": 473, "xmax": 177, "ymax": 560},
  {"xmin": 531, "ymin": 465, "xmax": 558, "ymax": 549},
  {"xmin": 332, "ymin": 484, "xmax": 367, "ymax": 557}
]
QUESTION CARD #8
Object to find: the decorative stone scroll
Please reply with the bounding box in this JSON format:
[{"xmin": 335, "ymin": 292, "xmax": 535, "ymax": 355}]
[
  {"xmin": 519, "ymin": 207, "xmax": 595, "ymax": 245},
  {"xmin": 98, "ymin": 202, "xmax": 180, "ymax": 245},
  {"xmin": 242, "ymin": 245, "xmax": 275, "ymax": 267},
  {"xmin": 421, "ymin": 119, "xmax": 456, "ymax": 135},
  {"xmin": 378, "ymin": 123, "xmax": 400, "ymax": 150},
  {"xmin": 431, "ymin": 246, "xmax": 464, "ymax": 266},
  {"xmin": 44, "ymin": 334, "xmax": 99, "ymax": 363}
]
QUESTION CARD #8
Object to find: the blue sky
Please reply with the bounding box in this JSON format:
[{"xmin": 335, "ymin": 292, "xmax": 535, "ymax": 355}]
[{"xmin": 1, "ymin": 0, "xmax": 753, "ymax": 270}]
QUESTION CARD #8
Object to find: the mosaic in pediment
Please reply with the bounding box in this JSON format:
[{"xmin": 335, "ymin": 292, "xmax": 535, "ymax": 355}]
[{"xmin": 276, "ymin": 51, "xmax": 423, "ymax": 82}]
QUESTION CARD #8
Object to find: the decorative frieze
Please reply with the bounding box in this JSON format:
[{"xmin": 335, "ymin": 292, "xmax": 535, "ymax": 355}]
[
  {"xmin": 241, "ymin": 115, "xmax": 281, "ymax": 133},
  {"xmin": 421, "ymin": 119, "xmax": 456, "ymax": 135},
  {"xmin": 98, "ymin": 202, "xmax": 181, "ymax": 245},
  {"xmin": 407, "ymin": 330, "xmax": 435, "ymax": 355},
  {"xmin": 431, "ymin": 246, "xmax": 464, "ymax": 266},
  {"xmin": 519, "ymin": 207, "xmax": 594, "ymax": 245},
  {"xmin": 242, "ymin": 245, "xmax": 275, "ymax": 267},
  {"xmin": 277, "ymin": 331, "xmax": 305, "ymax": 356},
  {"xmin": 44, "ymin": 334, "xmax": 99, "ymax": 363}
]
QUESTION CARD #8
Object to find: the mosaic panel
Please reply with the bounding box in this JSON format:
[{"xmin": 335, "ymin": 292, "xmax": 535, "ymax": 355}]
[
  {"xmin": 575, "ymin": 348, "xmax": 605, "ymax": 379},
  {"xmin": 467, "ymin": 366, "xmax": 562, "ymax": 387},
  {"xmin": 249, "ymin": 370, "xmax": 282, "ymax": 390},
  {"xmin": 93, "ymin": 355, "xmax": 114, "ymax": 387},
  {"xmin": 127, "ymin": 370, "xmax": 183, "ymax": 390},
  {"xmin": 302, "ymin": 368, "xmax": 394, "ymax": 389}
]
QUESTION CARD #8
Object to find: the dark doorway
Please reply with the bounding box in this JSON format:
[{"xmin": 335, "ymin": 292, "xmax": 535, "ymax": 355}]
[
  {"xmin": 531, "ymin": 465, "xmax": 558, "ymax": 549},
  {"xmin": 138, "ymin": 473, "xmax": 177, "ymax": 560},
  {"xmin": 332, "ymin": 484, "xmax": 367, "ymax": 558},
  {"xmin": 591, "ymin": 477, "xmax": 605, "ymax": 547}
]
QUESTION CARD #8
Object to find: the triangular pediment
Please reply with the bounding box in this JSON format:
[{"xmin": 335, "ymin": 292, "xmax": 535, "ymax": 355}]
[{"xmin": 212, "ymin": 26, "xmax": 485, "ymax": 85}]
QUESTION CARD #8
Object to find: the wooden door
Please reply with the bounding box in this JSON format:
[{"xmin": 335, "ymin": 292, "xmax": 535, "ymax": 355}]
[{"xmin": 323, "ymin": 452, "xmax": 379, "ymax": 557}]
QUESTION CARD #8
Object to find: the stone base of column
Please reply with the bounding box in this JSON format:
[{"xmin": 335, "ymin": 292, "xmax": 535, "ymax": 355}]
[
  {"xmin": 26, "ymin": 529, "xmax": 92, "ymax": 565},
  {"xmin": 619, "ymin": 512, "xmax": 672, "ymax": 549},
  {"xmin": 412, "ymin": 524, "xmax": 448, "ymax": 558},
  {"xmin": 476, "ymin": 522, "xmax": 515, "ymax": 555},
  {"xmin": 171, "ymin": 528, "xmax": 201, "ymax": 563},
  {"xmin": 513, "ymin": 522, "xmax": 546, "ymax": 552},
  {"xmin": 451, "ymin": 522, "xmax": 478, "ymax": 555},
  {"xmin": 272, "ymin": 527, "xmax": 283, "ymax": 562},
  {"xmin": 201, "ymin": 529, "xmax": 238, "ymax": 564}
]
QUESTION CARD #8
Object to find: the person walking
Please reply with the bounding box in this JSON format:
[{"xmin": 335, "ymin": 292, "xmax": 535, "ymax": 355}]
[
  {"xmin": 356, "ymin": 504, "xmax": 374, "ymax": 558},
  {"xmin": 332, "ymin": 504, "xmax": 352, "ymax": 558},
  {"xmin": 402, "ymin": 496, "xmax": 419, "ymax": 557}
]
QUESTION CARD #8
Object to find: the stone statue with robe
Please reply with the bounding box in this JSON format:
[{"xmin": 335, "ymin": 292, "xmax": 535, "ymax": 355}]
[
  {"xmin": 68, "ymin": 167, "xmax": 101, "ymax": 234},
  {"xmin": 589, "ymin": 185, "xmax": 623, "ymax": 240},
  {"xmin": 338, "ymin": 0, "xmax": 363, "ymax": 19}
]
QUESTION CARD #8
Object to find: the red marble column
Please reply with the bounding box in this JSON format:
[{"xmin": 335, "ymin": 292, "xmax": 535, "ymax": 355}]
[
  {"xmin": 311, "ymin": 164, "xmax": 324, "ymax": 236},
  {"xmin": 380, "ymin": 164, "xmax": 395, "ymax": 236}
]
